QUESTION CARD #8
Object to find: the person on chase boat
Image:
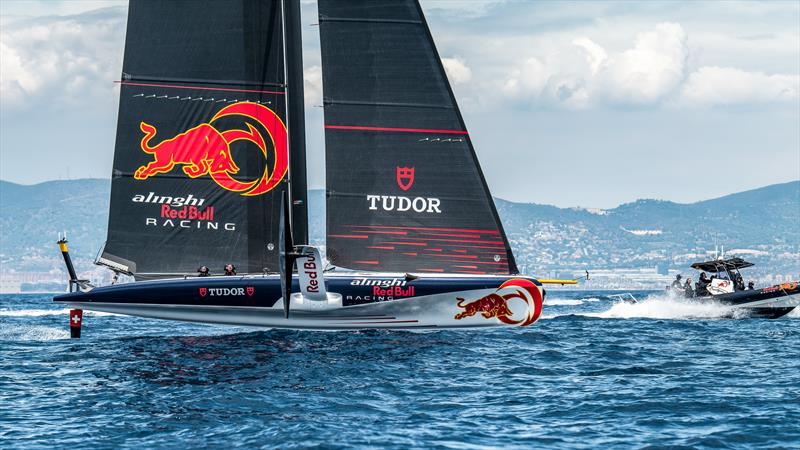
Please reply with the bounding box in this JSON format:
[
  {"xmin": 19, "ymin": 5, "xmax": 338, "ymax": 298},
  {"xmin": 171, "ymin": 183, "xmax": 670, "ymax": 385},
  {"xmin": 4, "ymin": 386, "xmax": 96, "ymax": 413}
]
[
  {"xmin": 684, "ymin": 278, "xmax": 694, "ymax": 298},
  {"xmin": 197, "ymin": 266, "xmax": 210, "ymax": 277},
  {"xmin": 671, "ymin": 274, "xmax": 683, "ymax": 289}
]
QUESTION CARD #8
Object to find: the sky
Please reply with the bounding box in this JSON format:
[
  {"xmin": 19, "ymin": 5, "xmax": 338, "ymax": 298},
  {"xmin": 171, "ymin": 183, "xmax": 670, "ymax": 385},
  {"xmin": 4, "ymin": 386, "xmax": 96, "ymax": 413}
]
[{"xmin": 1, "ymin": 0, "xmax": 798, "ymax": 208}]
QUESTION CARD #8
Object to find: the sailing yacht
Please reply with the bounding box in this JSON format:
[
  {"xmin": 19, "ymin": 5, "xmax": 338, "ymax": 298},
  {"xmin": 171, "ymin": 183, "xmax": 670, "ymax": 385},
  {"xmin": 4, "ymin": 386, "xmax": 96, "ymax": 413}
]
[{"xmin": 55, "ymin": 0, "xmax": 570, "ymax": 331}]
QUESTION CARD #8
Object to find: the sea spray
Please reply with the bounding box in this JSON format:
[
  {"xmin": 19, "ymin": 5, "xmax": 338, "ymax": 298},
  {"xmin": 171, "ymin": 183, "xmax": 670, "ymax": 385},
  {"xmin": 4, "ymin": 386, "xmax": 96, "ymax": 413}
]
[{"xmin": 585, "ymin": 294, "xmax": 732, "ymax": 320}]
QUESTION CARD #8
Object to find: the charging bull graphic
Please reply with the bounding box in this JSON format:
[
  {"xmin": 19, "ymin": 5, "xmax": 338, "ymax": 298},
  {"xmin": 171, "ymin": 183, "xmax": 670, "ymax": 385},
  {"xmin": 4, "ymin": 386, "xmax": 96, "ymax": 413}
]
[
  {"xmin": 133, "ymin": 102, "xmax": 288, "ymax": 196},
  {"xmin": 454, "ymin": 278, "xmax": 543, "ymax": 326}
]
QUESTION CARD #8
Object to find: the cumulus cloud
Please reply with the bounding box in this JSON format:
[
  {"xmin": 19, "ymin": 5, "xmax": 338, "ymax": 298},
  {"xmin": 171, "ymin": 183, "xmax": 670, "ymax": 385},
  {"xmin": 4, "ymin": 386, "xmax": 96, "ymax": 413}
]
[
  {"xmin": 442, "ymin": 57, "xmax": 472, "ymax": 84},
  {"xmin": 497, "ymin": 22, "xmax": 797, "ymax": 109},
  {"xmin": 677, "ymin": 66, "xmax": 799, "ymax": 107},
  {"xmin": 0, "ymin": 7, "xmax": 125, "ymax": 112},
  {"xmin": 594, "ymin": 23, "xmax": 688, "ymax": 105},
  {"xmin": 501, "ymin": 23, "xmax": 689, "ymax": 108}
]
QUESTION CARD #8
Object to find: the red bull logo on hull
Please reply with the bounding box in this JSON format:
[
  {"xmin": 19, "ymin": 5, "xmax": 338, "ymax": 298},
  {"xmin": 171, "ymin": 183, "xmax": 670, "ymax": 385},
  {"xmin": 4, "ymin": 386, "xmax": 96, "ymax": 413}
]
[
  {"xmin": 133, "ymin": 102, "xmax": 288, "ymax": 196},
  {"xmin": 454, "ymin": 279, "xmax": 543, "ymax": 326}
]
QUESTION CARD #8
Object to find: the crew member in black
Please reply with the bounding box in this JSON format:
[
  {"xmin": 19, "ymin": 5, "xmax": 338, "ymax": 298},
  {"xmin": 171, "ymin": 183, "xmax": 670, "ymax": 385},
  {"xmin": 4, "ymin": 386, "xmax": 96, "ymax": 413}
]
[
  {"xmin": 684, "ymin": 278, "xmax": 694, "ymax": 298},
  {"xmin": 696, "ymin": 272, "xmax": 710, "ymax": 297},
  {"xmin": 734, "ymin": 273, "xmax": 745, "ymax": 291},
  {"xmin": 224, "ymin": 264, "xmax": 236, "ymax": 276},
  {"xmin": 671, "ymin": 274, "xmax": 683, "ymax": 290},
  {"xmin": 747, "ymin": 281, "xmax": 755, "ymax": 290},
  {"xmin": 197, "ymin": 266, "xmax": 210, "ymax": 277}
]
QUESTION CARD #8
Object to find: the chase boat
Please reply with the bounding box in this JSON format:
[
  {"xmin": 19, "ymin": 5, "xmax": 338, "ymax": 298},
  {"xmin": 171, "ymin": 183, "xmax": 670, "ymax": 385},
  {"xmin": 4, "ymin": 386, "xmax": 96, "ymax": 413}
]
[
  {"xmin": 684, "ymin": 257, "xmax": 799, "ymax": 319},
  {"xmin": 54, "ymin": 0, "xmax": 575, "ymax": 335}
]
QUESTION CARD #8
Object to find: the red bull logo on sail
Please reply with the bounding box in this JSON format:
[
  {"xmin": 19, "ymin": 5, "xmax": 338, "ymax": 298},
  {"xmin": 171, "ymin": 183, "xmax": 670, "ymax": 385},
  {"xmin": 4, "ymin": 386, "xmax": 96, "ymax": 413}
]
[
  {"xmin": 133, "ymin": 102, "xmax": 288, "ymax": 196},
  {"xmin": 454, "ymin": 278, "xmax": 543, "ymax": 327}
]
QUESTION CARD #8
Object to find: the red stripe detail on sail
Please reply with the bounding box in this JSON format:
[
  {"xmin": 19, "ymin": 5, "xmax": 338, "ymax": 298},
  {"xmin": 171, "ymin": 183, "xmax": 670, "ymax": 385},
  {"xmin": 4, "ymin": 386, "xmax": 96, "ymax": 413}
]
[
  {"xmin": 447, "ymin": 260, "xmax": 510, "ymax": 266},
  {"xmin": 418, "ymin": 232, "xmax": 482, "ymax": 239},
  {"xmin": 325, "ymin": 125, "xmax": 468, "ymax": 135},
  {"xmin": 397, "ymin": 237, "xmax": 505, "ymax": 244},
  {"xmin": 329, "ymin": 234, "xmax": 369, "ymax": 239},
  {"xmin": 362, "ymin": 230, "xmax": 408, "ymax": 235},
  {"xmin": 454, "ymin": 265, "xmax": 479, "ymax": 269},
  {"xmin": 367, "ymin": 246, "xmax": 395, "ymax": 250},
  {"xmin": 418, "ymin": 268, "xmax": 445, "ymax": 273},
  {"xmin": 353, "ymin": 260, "xmax": 380, "ymax": 265},
  {"xmin": 350, "ymin": 225, "xmax": 500, "ymax": 234},
  {"xmin": 430, "ymin": 254, "xmax": 478, "ymax": 259},
  {"xmin": 384, "ymin": 241, "xmax": 427, "ymax": 246},
  {"xmin": 435, "ymin": 243, "xmax": 507, "ymax": 249},
  {"xmin": 117, "ymin": 81, "xmax": 285, "ymax": 95},
  {"xmin": 401, "ymin": 252, "xmax": 418, "ymax": 256}
]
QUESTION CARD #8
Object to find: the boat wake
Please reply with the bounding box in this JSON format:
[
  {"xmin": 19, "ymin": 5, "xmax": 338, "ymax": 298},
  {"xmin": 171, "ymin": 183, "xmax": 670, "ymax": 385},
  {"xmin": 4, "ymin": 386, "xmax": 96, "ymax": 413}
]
[
  {"xmin": 546, "ymin": 299, "xmax": 585, "ymax": 306},
  {"xmin": 584, "ymin": 294, "xmax": 732, "ymax": 320}
]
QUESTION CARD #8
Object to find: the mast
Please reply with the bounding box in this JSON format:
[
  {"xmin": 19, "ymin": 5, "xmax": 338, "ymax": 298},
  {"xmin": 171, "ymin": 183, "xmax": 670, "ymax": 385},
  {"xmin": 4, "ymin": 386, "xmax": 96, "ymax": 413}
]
[{"xmin": 284, "ymin": 0, "xmax": 309, "ymax": 245}]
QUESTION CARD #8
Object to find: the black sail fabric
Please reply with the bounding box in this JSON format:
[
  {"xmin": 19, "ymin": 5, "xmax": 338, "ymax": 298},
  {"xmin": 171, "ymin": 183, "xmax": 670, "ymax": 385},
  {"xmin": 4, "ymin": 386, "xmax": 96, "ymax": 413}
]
[
  {"xmin": 319, "ymin": 0, "xmax": 518, "ymax": 275},
  {"xmin": 101, "ymin": 0, "xmax": 296, "ymax": 278}
]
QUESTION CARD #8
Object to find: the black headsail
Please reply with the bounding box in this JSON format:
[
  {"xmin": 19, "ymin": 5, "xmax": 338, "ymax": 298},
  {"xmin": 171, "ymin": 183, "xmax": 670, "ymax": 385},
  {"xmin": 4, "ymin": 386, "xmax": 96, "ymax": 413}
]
[
  {"xmin": 99, "ymin": 0, "xmax": 307, "ymax": 279},
  {"xmin": 318, "ymin": 0, "xmax": 517, "ymax": 275}
]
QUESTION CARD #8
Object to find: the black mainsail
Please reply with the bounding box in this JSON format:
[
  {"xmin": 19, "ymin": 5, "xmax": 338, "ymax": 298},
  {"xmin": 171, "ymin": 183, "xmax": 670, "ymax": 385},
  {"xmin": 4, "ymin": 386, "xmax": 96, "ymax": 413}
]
[
  {"xmin": 99, "ymin": 0, "xmax": 307, "ymax": 279},
  {"xmin": 319, "ymin": 0, "xmax": 518, "ymax": 275}
]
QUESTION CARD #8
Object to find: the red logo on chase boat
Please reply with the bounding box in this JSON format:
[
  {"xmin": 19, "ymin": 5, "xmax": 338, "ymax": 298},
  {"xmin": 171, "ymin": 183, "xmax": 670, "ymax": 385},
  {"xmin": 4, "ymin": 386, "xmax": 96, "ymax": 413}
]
[{"xmin": 199, "ymin": 287, "xmax": 207, "ymax": 297}]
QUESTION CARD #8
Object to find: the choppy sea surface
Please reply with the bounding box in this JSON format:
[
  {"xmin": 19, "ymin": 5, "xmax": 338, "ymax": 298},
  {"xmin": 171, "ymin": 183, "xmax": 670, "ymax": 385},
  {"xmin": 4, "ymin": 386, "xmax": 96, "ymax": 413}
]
[{"xmin": 1, "ymin": 291, "xmax": 799, "ymax": 449}]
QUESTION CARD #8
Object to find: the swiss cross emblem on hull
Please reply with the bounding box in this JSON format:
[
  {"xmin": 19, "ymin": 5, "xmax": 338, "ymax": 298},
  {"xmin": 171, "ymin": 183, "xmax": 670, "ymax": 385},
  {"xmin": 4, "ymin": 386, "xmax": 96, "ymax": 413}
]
[{"xmin": 396, "ymin": 167, "xmax": 415, "ymax": 191}]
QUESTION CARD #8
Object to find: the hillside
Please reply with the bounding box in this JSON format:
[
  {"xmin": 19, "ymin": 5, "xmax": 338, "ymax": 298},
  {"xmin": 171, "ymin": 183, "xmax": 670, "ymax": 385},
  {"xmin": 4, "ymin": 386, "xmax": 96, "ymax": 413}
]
[{"xmin": 1, "ymin": 179, "xmax": 798, "ymax": 282}]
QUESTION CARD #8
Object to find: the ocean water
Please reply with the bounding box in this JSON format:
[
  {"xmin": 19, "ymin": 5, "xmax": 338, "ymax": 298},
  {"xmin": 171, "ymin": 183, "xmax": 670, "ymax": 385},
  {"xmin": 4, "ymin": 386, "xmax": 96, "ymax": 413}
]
[{"xmin": 1, "ymin": 291, "xmax": 798, "ymax": 449}]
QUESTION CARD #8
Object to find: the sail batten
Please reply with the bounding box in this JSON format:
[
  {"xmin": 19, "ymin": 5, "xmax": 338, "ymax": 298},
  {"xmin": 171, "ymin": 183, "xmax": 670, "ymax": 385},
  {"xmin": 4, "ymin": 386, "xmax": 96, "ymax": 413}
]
[{"xmin": 319, "ymin": 0, "xmax": 518, "ymax": 275}]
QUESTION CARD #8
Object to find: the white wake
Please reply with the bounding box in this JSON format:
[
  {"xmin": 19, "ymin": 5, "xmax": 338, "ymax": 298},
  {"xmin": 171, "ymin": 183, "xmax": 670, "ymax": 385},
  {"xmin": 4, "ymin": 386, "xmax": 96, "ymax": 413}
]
[
  {"xmin": 546, "ymin": 299, "xmax": 585, "ymax": 306},
  {"xmin": 584, "ymin": 294, "xmax": 733, "ymax": 320}
]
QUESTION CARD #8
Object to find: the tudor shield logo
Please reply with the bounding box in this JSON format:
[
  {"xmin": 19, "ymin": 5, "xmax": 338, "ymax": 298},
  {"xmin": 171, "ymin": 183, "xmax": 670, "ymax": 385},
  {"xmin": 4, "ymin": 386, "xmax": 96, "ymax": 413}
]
[
  {"xmin": 199, "ymin": 287, "xmax": 207, "ymax": 297},
  {"xmin": 396, "ymin": 167, "xmax": 414, "ymax": 191},
  {"xmin": 246, "ymin": 286, "xmax": 255, "ymax": 297}
]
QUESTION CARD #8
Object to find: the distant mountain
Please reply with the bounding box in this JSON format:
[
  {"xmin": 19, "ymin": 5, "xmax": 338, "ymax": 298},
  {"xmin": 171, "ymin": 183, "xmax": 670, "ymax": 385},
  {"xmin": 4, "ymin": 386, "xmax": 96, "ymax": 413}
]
[
  {"xmin": 495, "ymin": 180, "xmax": 799, "ymax": 276},
  {"xmin": 0, "ymin": 179, "xmax": 110, "ymax": 271},
  {"xmin": 1, "ymin": 179, "xmax": 798, "ymax": 279}
]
